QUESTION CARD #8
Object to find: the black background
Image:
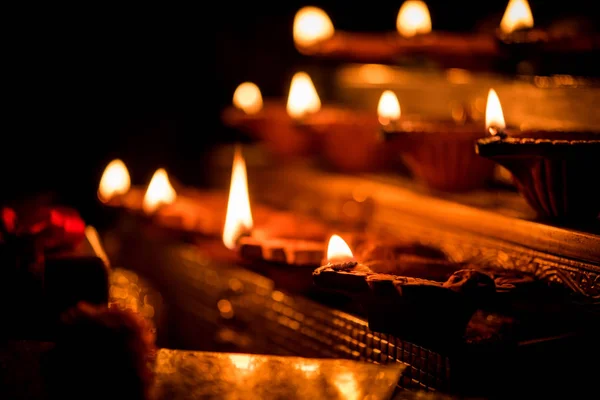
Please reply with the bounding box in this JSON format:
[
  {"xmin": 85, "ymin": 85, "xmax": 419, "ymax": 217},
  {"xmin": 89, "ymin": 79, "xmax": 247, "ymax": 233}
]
[{"xmin": 2, "ymin": 1, "xmax": 596, "ymax": 221}]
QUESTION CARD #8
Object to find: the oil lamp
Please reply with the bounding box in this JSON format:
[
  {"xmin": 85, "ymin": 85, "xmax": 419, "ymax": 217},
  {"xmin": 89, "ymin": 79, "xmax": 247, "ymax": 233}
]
[
  {"xmin": 476, "ymin": 89, "xmax": 600, "ymax": 220},
  {"xmin": 380, "ymin": 90, "xmax": 495, "ymax": 191}
]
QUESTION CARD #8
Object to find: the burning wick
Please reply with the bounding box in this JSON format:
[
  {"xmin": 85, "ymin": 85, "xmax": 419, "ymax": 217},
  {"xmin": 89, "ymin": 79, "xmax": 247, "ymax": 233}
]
[
  {"xmin": 326, "ymin": 234, "xmax": 355, "ymax": 265},
  {"xmin": 223, "ymin": 145, "xmax": 253, "ymax": 250},
  {"xmin": 293, "ymin": 6, "xmax": 335, "ymax": 48},
  {"xmin": 485, "ymin": 88, "xmax": 506, "ymax": 136},
  {"xmin": 286, "ymin": 72, "xmax": 321, "ymax": 120},
  {"xmin": 500, "ymin": 0, "xmax": 534, "ymax": 34},
  {"xmin": 377, "ymin": 90, "xmax": 401, "ymax": 126},
  {"xmin": 142, "ymin": 169, "xmax": 176, "ymax": 214},
  {"xmin": 233, "ymin": 82, "xmax": 263, "ymax": 115},
  {"xmin": 98, "ymin": 159, "xmax": 131, "ymax": 203},
  {"xmin": 396, "ymin": 0, "xmax": 432, "ymax": 38}
]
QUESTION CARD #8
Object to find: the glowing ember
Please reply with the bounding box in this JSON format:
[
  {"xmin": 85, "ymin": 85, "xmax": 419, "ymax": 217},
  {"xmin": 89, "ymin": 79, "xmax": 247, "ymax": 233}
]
[
  {"xmin": 485, "ymin": 89, "xmax": 506, "ymax": 135},
  {"xmin": 142, "ymin": 169, "xmax": 176, "ymax": 214},
  {"xmin": 233, "ymin": 82, "xmax": 263, "ymax": 115},
  {"xmin": 377, "ymin": 90, "xmax": 401, "ymax": 125},
  {"xmin": 293, "ymin": 6, "xmax": 335, "ymax": 48},
  {"xmin": 223, "ymin": 146, "xmax": 253, "ymax": 250},
  {"xmin": 326, "ymin": 234, "xmax": 354, "ymax": 264},
  {"xmin": 396, "ymin": 0, "xmax": 432, "ymax": 38},
  {"xmin": 500, "ymin": 0, "xmax": 534, "ymax": 34},
  {"xmin": 98, "ymin": 159, "xmax": 131, "ymax": 203},
  {"xmin": 286, "ymin": 72, "xmax": 321, "ymax": 119}
]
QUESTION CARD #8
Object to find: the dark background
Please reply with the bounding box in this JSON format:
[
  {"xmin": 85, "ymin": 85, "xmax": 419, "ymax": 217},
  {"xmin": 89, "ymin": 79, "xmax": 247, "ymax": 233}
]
[{"xmin": 2, "ymin": 1, "xmax": 596, "ymax": 221}]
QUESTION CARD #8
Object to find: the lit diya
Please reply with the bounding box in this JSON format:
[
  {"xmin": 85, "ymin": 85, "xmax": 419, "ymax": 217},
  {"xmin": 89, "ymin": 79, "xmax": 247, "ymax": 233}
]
[
  {"xmin": 292, "ymin": 2, "xmax": 599, "ymax": 71},
  {"xmin": 221, "ymin": 74, "xmax": 382, "ymax": 172},
  {"xmin": 292, "ymin": 3, "xmax": 498, "ymax": 68},
  {"xmin": 380, "ymin": 89, "xmax": 496, "ymax": 192},
  {"xmin": 476, "ymin": 90, "xmax": 600, "ymax": 220}
]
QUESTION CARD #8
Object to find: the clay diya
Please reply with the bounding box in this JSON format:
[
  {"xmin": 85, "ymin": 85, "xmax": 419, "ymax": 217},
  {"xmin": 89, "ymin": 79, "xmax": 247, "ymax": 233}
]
[
  {"xmin": 476, "ymin": 91, "xmax": 600, "ymax": 220},
  {"xmin": 380, "ymin": 90, "xmax": 496, "ymax": 192}
]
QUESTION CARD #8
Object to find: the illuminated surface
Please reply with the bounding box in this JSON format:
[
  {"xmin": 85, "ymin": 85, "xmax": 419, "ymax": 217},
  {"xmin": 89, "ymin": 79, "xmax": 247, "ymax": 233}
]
[{"xmin": 154, "ymin": 350, "xmax": 404, "ymax": 399}]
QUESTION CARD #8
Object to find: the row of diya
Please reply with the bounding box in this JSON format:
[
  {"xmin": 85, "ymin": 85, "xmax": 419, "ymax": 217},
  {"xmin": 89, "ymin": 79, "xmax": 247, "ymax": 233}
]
[
  {"xmin": 223, "ymin": 71, "xmax": 600, "ymax": 220},
  {"xmin": 97, "ymin": 148, "xmax": 396, "ymax": 294},
  {"xmin": 292, "ymin": 0, "xmax": 599, "ymax": 65}
]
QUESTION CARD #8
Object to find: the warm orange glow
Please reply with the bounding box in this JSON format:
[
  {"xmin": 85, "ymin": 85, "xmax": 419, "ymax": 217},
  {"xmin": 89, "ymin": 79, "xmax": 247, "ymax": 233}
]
[
  {"xmin": 84, "ymin": 226, "xmax": 110, "ymax": 267},
  {"xmin": 286, "ymin": 72, "xmax": 321, "ymax": 119},
  {"xmin": 223, "ymin": 146, "xmax": 253, "ymax": 250},
  {"xmin": 396, "ymin": 1, "xmax": 432, "ymax": 37},
  {"xmin": 357, "ymin": 64, "xmax": 395, "ymax": 85},
  {"xmin": 333, "ymin": 371, "xmax": 360, "ymax": 400},
  {"xmin": 500, "ymin": 0, "xmax": 534, "ymax": 34},
  {"xmin": 233, "ymin": 82, "xmax": 263, "ymax": 115},
  {"xmin": 98, "ymin": 159, "xmax": 130, "ymax": 203},
  {"xmin": 326, "ymin": 234, "xmax": 354, "ymax": 264},
  {"xmin": 142, "ymin": 169, "xmax": 176, "ymax": 214},
  {"xmin": 485, "ymin": 89, "xmax": 506, "ymax": 134},
  {"xmin": 293, "ymin": 6, "xmax": 335, "ymax": 48},
  {"xmin": 377, "ymin": 90, "xmax": 401, "ymax": 125}
]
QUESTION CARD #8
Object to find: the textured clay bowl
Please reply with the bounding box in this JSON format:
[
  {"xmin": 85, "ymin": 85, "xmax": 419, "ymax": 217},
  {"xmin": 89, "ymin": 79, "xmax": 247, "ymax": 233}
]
[
  {"xmin": 383, "ymin": 120, "xmax": 495, "ymax": 191},
  {"xmin": 301, "ymin": 108, "xmax": 386, "ymax": 173},
  {"xmin": 221, "ymin": 101, "xmax": 316, "ymax": 158},
  {"xmin": 476, "ymin": 131, "xmax": 600, "ymax": 220}
]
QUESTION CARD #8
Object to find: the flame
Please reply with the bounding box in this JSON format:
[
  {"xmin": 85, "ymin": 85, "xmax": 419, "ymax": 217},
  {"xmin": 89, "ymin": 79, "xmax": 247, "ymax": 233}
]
[
  {"xmin": 377, "ymin": 90, "xmax": 401, "ymax": 125},
  {"xmin": 500, "ymin": 0, "xmax": 534, "ymax": 34},
  {"xmin": 326, "ymin": 234, "xmax": 354, "ymax": 264},
  {"xmin": 233, "ymin": 82, "xmax": 263, "ymax": 115},
  {"xmin": 286, "ymin": 72, "xmax": 321, "ymax": 119},
  {"xmin": 396, "ymin": 1, "xmax": 432, "ymax": 37},
  {"xmin": 293, "ymin": 6, "xmax": 335, "ymax": 48},
  {"xmin": 333, "ymin": 371, "xmax": 360, "ymax": 400},
  {"xmin": 84, "ymin": 226, "xmax": 110, "ymax": 267},
  {"xmin": 98, "ymin": 159, "xmax": 131, "ymax": 203},
  {"xmin": 223, "ymin": 146, "xmax": 253, "ymax": 250},
  {"xmin": 485, "ymin": 89, "xmax": 506, "ymax": 134},
  {"xmin": 142, "ymin": 169, "xmax": 176, "ymax": 214}
]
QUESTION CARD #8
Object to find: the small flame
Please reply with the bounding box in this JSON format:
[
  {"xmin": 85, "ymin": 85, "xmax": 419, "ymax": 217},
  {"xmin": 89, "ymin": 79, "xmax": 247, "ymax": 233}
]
[
  {"xmin": 142, "ymin": 169, "xmax": 177, "ymax": 214},
  {"xmin": 84, "ymin": 226, "xmax": 110, "ymax": 267},
  {"xmin": 485, "ymin": 89, "xmax": 506, "ymax": 134},
  {"xmin": 326, "ymin": 234, "xmax": 354, "ymax": 264},
  {"xmin": 396, "ymin": 1, "xmax": 432, "ymax": 37},
  {"xmin": 233, "ymin": 82, "xmax": 263, "ymax": 115},
  {"xmin": 377, "ymin": 90, "xmax": 401, "ymax": 125},
  {"xmin": 223, "ymin": 146, "xmax": 253, "ymax": 250},
  {"xmin": 500, "ymin": 0, "xmax": 534, "ymax": 34},
  {"xmin": 286, "ymin": 72, "xmax": 321, "ymax": 119},
  {"xmin": 98, "ymin": 159, "xmax": 131, "ymax": 203},
  {"xmin": 293, "ymin": 6, "xmax": 335, "ymax": 48}
]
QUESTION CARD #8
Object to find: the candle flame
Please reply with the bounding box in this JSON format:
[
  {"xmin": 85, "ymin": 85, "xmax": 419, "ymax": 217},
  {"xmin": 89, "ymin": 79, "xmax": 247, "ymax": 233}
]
[
  {"xmin": 500, "ymin": 0, "xmax": 534, "ymax": 34},
  {"xmin": 84, "ymin": 226, "xmax": 110, "ymax": 267},
  {"xmin": 98, "ymin": 159, "xmax": 131, "ymax": 203},
  {"xmin": 377, "ymin": 90, "xmax": 401, "ymax": 125},
  {"xmin": 286, "ymin": 72, "xmax": 321, "ymax": 119},
  {"xmin": 142, "ymin": 168, "xmax": 176, "ymax": 214},
  {"xmin": 396, "ymin": 0, "xmax": 432, "ymax": 37},
  {"xmin": 326, "ymin": 234, "xmax": 354, "ymax": 263},
  {"xmin": 293, "ymin": 6, "xmax": 335, "ymax": 48},
  {"xmin": 233, "ymin": 82, "xmax": 263, "ymax": 115},
  {"xmin": 223, "ymin": 146, "xmax": 253, "ymax": 250},
  {"xmin": 485, "ymin": 89, "xmax": 506, "ymax": 134}
]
